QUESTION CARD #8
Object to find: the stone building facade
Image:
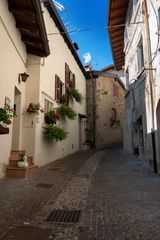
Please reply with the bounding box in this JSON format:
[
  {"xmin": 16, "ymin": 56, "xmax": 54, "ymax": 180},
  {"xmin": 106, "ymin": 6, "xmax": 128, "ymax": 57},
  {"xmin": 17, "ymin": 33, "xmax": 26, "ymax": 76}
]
[
  {"xmin": 108, "ymin": 0, "xmax": 160, "ymax": 172},
  {"xmin": 86, "ymin": 66, "xmax": 125, "ymax": 149}
]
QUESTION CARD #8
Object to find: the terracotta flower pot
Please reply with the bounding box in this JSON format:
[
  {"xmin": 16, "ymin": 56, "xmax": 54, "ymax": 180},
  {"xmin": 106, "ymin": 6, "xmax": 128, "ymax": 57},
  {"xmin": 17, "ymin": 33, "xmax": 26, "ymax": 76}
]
[{"xmin": 0, "ymin": 125, "xmax": 9, "ymax": 134}]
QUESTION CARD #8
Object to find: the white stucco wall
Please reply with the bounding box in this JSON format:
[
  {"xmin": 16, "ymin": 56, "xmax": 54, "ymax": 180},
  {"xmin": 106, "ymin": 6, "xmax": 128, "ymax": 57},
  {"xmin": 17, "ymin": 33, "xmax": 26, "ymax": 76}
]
[
  {"xmin": 0, "ymin": 1, "xmax": 27, "ymax": 177},
  {"xmin": 23, "ymin": 4, "xmax": 87, "ymax": 166}
]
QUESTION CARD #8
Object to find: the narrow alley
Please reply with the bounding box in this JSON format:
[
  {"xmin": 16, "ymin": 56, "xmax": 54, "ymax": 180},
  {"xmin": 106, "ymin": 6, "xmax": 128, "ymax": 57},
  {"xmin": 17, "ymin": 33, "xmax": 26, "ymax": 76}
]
[{"xmin": 1, "ymin": 147, "xmax": 160, "ymax": 239}]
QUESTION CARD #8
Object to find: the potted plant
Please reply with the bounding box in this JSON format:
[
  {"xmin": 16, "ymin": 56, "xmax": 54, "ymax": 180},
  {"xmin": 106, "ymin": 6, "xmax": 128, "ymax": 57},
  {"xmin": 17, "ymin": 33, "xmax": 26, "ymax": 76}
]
[
  {"xmin": 57, "ymin": 104, "xmax": 77, "ymax": 120},
  {"xmin": 69, "ymin": 81, "xmax": 83, "ymax": 103},
  {"xmin": 27, "ymin": 103, "xmax": 43, "ymax": 114},
  {"xmin": 18, "ymin": 154, "xmax": 28, "ymax": 168},
  {"xmin": 60, "ymin": 94, "xmax": 67, "ymax": 104},
  {"xmin": 44, "ymin": 124, "xmax": 68, "ymax": 141},
  {"xmin": 0, "ymin": 104, "xmax": 15, "ymax": 134},
  {"xmin": 45, "ymin": 109, "xmax": 60, "ymax": 124}
]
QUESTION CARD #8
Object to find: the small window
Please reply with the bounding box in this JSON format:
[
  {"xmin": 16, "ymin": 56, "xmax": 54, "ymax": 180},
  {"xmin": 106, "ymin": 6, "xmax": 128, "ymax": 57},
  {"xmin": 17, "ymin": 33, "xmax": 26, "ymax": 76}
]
[
  {"xmin": 112, "ymin": 108, "xmax": 117, "ymax": 121},
  {"xmin": 133, "ymin": 0, "xmax": 138, "ymax": 10},
  {"xmin": 113, "ymin": 83, "xmax": 119, "ymax": 97},
  {"xmin": 158, "ymin": 7, "xmax": 160, "ymax": 29},
  {"xmin": 128, "ymin": 1, "xmax": 133, "ymax": 24},
  {"xmin": 126, "ymin": 68, "xmax": 129, "ymax": 88},
  {"xmin": 137, "ymin": 37, "xmax": 144, "ymax": 73},
  {"xmin": 44, "ymin": 99, "xmax": 53, "ymax": 113}
]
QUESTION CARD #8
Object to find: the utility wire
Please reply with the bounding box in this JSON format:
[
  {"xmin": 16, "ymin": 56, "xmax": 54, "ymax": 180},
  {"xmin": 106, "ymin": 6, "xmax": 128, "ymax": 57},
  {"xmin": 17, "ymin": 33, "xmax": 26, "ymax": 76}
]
[{"xmin": 47, "ymin": 21, "xmax": 144, "ymax": 35}]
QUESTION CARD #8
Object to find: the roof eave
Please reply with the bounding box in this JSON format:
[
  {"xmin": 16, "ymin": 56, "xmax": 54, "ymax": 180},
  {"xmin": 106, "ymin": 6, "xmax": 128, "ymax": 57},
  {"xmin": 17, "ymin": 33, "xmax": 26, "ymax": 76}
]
[
  {"xmin": 33, "ymin": 0, "xmax": 50, "ymax": 57},
  {"xmin": 43, "ymin": 0, "xmax": 87, "ymax": 78}
]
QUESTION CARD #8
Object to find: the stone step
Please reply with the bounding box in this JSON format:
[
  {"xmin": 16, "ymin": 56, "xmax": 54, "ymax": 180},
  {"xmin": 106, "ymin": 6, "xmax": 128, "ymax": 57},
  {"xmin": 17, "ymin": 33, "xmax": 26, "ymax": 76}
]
[
  {"xmin": 6, "ymin": 165, "xmax": 38, "ymax": 178},
  {"xmin": 10, "ymin": 150, "xmax": 25, "ymax": 159}
]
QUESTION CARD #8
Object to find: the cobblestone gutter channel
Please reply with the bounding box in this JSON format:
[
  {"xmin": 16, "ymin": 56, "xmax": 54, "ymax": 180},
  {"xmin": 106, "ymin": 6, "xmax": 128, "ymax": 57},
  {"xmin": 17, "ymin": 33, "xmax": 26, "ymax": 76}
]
[{"xmin": 38, "ymin": 151, "xmax": 105, "ymax": 239}]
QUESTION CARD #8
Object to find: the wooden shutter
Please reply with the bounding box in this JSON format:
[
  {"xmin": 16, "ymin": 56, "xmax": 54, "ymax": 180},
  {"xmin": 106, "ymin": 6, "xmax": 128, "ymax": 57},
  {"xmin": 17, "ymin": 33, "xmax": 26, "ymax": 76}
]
[
  {"xmin": 65, "ymin": 87, "xmax": 69, "ymax": 105},
  {"xmin": 65, "ymin": 63, "xmax": 69, "ymax": 86},
  {"xmin": 55, "ymin": 75, "xmax": 60, "ymax": 102},
  {"xmin": 72, "ymin": 73, "xmax": 76, "ymax": 89}
]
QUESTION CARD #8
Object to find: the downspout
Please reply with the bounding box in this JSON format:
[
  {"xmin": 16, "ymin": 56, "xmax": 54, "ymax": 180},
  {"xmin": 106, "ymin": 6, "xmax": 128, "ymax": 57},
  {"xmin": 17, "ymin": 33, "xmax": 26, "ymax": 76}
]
[
  {"xmin": 143, "ymin": 0, "xmax": 158, "ymax": 173},
  {"xmin": 90, "ymin": 72, "xmax": 96, "ymax": 149}
]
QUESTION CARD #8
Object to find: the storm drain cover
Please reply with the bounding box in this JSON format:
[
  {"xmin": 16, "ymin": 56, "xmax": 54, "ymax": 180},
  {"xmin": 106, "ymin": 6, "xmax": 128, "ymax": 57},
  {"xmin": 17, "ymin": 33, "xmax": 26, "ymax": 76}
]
[
  {"xmin": 0, "ymin": 227, "xmax": 52, "ymax": 240},
  {"xmin": 48, "ymin": 167, "xmax": 63, "ymax": 171},
  {"xmin": 46, "ymin": 210, "xmax": 81, "ymax": 223},
  {"xmin": 36, "ymin": 183, "xmax": 53, "ymax": 188}
]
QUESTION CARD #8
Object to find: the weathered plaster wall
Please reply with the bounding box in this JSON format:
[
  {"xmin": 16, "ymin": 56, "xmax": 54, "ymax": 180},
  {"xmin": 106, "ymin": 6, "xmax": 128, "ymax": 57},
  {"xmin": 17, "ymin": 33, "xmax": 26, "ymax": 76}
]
[
  {"xmin": 123, "ymin": 0, "xmax": 160, "ymax": 167},
  {"xmin": 95, "ymin": 77, "xmax": 124, "ymax": 148},
  {"xmin": 87, "ymin": 74, "xmax": 124, "ymax": 149}
]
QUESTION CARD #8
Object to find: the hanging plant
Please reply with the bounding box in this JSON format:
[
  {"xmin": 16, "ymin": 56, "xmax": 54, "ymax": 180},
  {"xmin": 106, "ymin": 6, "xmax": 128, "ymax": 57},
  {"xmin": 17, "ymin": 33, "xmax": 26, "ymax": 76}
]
[
  {"xmin": 27, "ymin": 103, "xmax": 43, "ymax": 114},
  {"xmin": 0, "ymin": 104, "xmax": 15, "ymax": 125},
  {"xmin": 60, "ymin": 94, "xmax": 67, "ymax": 104},
  {"xmin": 69, "ymin": 88, "xmax": 83, "ymax": 103},
  {"xmin": 57, "ymin": 104, "xmax": 77, "ymax": 120},
  {"xmin": 44, "ymin": 124, "xmax": 68, "ymax": 141},
  {"xmin": 69, "ymin": 81, "xmax": 83, "ymax": 103},
  {"xmin": 44, "ymin": 109, "xmax": 60, "ymax": 124}
]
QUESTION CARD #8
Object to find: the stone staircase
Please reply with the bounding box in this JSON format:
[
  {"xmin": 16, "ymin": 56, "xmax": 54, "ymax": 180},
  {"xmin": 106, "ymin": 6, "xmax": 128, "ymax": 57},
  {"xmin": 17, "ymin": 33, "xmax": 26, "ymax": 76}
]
[{"xmin": 6, "ymin": 150, "xmax": 38, "ymax": 178}]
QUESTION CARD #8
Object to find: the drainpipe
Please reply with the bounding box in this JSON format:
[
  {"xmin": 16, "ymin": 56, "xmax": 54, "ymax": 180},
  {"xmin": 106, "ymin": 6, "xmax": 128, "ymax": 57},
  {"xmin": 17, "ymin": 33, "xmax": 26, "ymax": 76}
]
[
  {"xmin": 143, "ymin": 0, "xmax": 158, "ymax": 173},
  {"xmin": 90, "ymin": 72, "xmax": 96, "ymax": 149}
]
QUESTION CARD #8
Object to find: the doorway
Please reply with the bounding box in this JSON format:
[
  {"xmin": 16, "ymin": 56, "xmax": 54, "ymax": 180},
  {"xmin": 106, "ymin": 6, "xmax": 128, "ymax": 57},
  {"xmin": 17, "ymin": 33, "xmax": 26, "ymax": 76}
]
[
  {"xmin": 156, "ymin": 100, "xmax": 160, "ymax": 161},
  {"xmin": 12, "ymin": 87, "xmax": 21, "ymax": 150},
  {"xmin": 137, "ymin": 116, "xmax": 144, "ymax": 159}
]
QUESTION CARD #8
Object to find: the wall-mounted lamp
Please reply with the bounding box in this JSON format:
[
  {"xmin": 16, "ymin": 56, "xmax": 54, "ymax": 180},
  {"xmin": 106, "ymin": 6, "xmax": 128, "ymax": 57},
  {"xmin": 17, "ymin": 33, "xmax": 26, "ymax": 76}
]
[{"xmin": 19, "ymin": 72, "xmax": 29, "ymax": 83}]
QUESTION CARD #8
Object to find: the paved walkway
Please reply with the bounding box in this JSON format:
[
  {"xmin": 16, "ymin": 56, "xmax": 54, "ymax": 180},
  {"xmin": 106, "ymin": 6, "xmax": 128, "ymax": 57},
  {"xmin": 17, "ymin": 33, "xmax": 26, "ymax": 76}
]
[{"xmin": 0, "ymin": 147, "xmax": 160, "ymax": 239}]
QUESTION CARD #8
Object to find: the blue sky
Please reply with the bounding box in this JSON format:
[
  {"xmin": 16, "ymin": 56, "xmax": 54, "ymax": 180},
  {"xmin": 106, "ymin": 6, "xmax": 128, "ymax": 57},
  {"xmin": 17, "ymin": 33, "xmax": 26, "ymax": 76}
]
[{"xmin": 56, "ymin": 0, "xmax": 113, "ymax": 70}]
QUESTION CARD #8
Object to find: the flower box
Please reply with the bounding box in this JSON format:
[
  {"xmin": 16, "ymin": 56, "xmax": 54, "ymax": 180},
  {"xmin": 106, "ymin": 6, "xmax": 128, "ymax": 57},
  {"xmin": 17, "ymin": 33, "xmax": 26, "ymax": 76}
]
[{"xmin": 0, "ymin": 124, "xmax": 9, "ymax": 134}]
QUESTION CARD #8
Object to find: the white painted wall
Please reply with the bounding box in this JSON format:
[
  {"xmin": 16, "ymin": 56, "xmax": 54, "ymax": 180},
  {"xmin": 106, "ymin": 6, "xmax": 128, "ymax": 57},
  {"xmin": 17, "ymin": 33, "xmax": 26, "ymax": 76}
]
[
  {"xmin": 0, "ymin": 1, "xmax": 27, "ymax": 177},
  {"xmin": 22, "ymin": 4, "xmax": 87, "ymax": 166},
  {"xmin": 0, "ymin": 0, "xmax": 87, "ymax": 176}
]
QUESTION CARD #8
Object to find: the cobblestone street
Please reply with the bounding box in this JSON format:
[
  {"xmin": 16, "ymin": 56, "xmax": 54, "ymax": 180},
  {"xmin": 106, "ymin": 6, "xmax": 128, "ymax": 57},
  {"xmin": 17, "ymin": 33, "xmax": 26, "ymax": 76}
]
[{"xmin": 1, "ymin": 147, "xmax": 160, "ymax": 239}]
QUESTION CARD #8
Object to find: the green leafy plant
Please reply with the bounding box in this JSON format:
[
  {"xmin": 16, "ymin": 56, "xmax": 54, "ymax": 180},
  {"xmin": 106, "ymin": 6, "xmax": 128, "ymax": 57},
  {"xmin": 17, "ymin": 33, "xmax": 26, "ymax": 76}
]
[
  {"xmin": 57, "ymin": 104, "xmax": 77, "ymax": 120},
  {"xmin": 44, "ymin": 124, "xmax": 68, "ymax": 141},
  {"xmin": 45, "ymin": 109, "xmax": 60, "ymax": 124},
  {"xmin": 0, "ymin": 104, "xmax": 15, "ymax": 125},
  {"xmin": 69, "ymin": 81, "xmax": 83, "ymax": 103},
  {"xmin": 27, "ymin": 103, "xmax": 42, "ymax": 114},
  {"xmin": 60, "ymin": 94, "xmax": 67, "ymax": 104},
  {"xmin": 69, "ymin": 88, "xmax": 83, "ymax": 103}
]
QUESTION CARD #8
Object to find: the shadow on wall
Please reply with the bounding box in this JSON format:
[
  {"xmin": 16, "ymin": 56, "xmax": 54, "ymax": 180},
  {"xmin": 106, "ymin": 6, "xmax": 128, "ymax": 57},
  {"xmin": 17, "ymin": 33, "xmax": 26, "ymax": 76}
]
[{"xmin": 132, "ymin": 129, "xmax": 160, "ymax": 174}]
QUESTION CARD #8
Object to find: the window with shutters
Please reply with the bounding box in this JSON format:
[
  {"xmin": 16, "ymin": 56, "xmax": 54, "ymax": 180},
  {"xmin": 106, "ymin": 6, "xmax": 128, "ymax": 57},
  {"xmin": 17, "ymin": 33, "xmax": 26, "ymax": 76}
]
[
  {"xmin": 44, "ymin": 99, "xmax": 53, "ymax": 113},
  {"xmin": 55, "ymin": 74, "xmax": 64, "ymax": 103}
]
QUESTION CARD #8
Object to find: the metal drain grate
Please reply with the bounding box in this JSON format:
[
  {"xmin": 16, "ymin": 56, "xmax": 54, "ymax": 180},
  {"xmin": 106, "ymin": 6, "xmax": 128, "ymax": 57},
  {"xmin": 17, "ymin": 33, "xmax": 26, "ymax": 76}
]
[
  {"xmin": 0, "ymin": 227, "xmax": 52, "ymax": 240},
  {"xmin": 46, "ymin": 210, "xmax": 81, "ymax": 223},
  {"xmin": 48, "ymin": 167, "xmax": 63, "ymax": 171},
  {"xmin": 36, "ymin": 183, "xmax": 53, "ymax": 188}
]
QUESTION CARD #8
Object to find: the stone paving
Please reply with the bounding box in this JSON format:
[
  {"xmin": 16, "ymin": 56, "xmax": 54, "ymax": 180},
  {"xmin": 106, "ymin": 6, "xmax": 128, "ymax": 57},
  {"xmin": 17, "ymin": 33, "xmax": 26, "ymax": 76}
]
[{"xmin": 1, "ymin": 147, "xmax": 160, "ymax": 239}]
